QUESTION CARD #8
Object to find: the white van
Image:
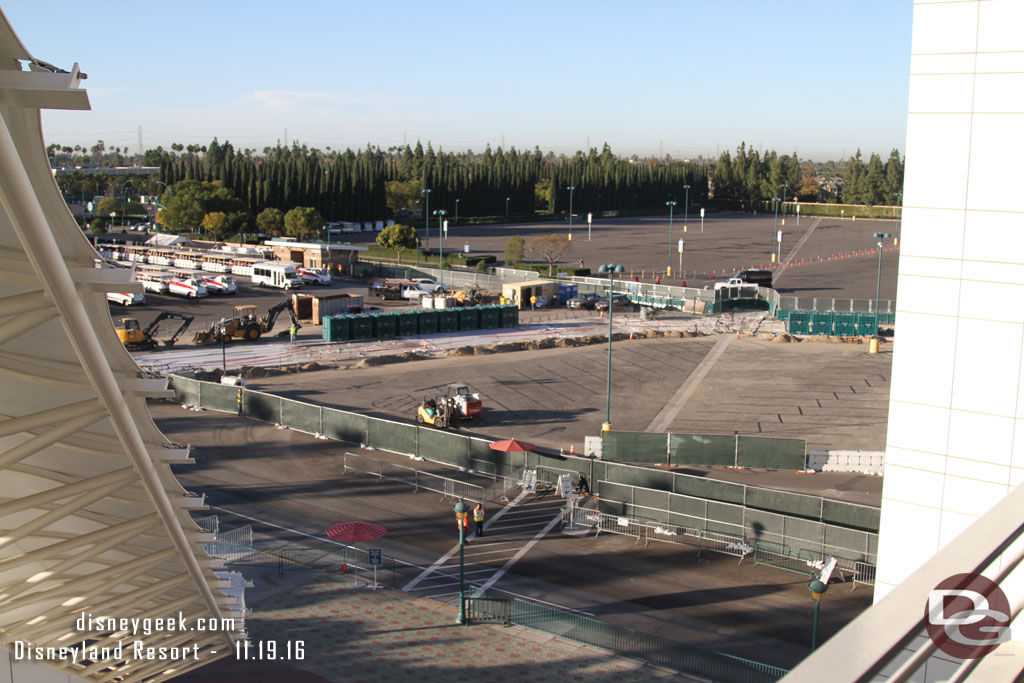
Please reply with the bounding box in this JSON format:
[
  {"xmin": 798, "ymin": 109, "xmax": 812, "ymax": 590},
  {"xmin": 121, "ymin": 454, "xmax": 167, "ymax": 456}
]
[
  {"xmin": 107, "ymin": 292, "xmax": 145, "ymax": 306},
  {"xmin": 168, "ymin": 276, "xmax": 208, "ymax": 298},
  {"xmin": 298, "ymin": 267, "xmax": 331, "ymax": 286},
  {"xmin": 252, "ymin": 262, "xmax": 303, "ymax": 289},
  {"xmin": 201, "ymin": 274, "xmax": 238, "ymax": 295}
]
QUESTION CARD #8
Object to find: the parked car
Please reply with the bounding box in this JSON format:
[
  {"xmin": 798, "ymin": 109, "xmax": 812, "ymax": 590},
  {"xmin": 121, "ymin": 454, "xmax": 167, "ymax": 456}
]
[
  {"xmin": 566, "ymin": 292, "xmax": 601, "ymax": 310},
  {"xmin": 594, "ymin": 294, "xmax": 631, "ymax": 311}
]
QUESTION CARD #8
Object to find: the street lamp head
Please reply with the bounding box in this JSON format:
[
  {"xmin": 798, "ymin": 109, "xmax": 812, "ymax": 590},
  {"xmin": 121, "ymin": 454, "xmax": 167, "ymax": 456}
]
[
  {"xmin": 873, "ymin": 232, "xmax": 892, "ymax": 239},
  {"xmin": 434, "ymin": 209, "xmax": 447, "ymax": 216},
  {"xmin": 809, "ymin": 579, "xmax": 828, "ymax": 601},
  {"xmin": 666, "ymin": 201, "xmax": 676, "ymax": 207},
  {"xmin": 454, "ymin": 498, "xmax": 468, "ymax": 519},
  {"xmin": 567, "ymin": 186, "xmax": 575, "ymax": 192},
  {"xmin": 599, "ymin": 264, "xmax": 625, "ymax": 275}
]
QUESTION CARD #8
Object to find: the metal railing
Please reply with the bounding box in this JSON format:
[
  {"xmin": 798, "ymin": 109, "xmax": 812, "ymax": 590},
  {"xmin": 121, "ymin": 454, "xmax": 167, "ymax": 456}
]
[
  {"xmin": 599, "ymin": 481, "xmax": 878, "ymax": 572},
  {"xmin": 466, "ymin": 595, "xmax": 787, "ymax": 683},
  {"xmin": 564, "ymin": 502, "xmax": 752, "ymax": 562},
  {"xmin": 852, "ymin": 561, "xmax": 876, "ymax": 591},
  {"xmin": 752, "ymin": 542, "xmax": 817, "ymax": 577},
  {"xmin": 343, "ymin": 451, "xmax": 488, "ymax": 503}
]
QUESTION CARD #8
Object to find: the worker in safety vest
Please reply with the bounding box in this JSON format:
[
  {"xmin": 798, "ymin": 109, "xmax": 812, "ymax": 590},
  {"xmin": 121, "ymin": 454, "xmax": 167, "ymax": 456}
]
[
  {"xmin": 473, "ymin": 503, "xmax": 485, "ymax": 537},
  {"xmin": 458, "ymin": 513, "xmax": 470, "ymax": 543}
]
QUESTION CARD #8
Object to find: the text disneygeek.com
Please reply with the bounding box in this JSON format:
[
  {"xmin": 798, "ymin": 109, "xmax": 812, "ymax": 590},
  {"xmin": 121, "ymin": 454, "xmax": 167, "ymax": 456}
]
[{"xmin": 11, "ymin": 611, "xmax": 269, "ymax": 663}]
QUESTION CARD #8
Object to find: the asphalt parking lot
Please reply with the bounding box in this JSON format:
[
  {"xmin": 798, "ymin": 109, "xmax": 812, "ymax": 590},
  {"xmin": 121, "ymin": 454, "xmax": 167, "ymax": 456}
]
[{"xmin": 127, "ymin": 211, "xmax": 897, "ymax": 673}]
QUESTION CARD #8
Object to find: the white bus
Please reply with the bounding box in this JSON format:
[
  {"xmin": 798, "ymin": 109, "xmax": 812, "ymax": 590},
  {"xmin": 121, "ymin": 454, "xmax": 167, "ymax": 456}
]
[
  {"xmin": 251, "ymin": 262, "xmax": 302, "ymax": 289},
  {"xmin": 133, "ymin": 266, "xmax": 172, "ymax": 294}
]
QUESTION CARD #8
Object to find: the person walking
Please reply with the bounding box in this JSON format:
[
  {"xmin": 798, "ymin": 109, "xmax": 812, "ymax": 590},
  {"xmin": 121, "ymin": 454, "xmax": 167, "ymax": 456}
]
[
  {"xmin": 289, "ymin": 322, "xmax": 297, "ymax": 343},
  {"xmin": 473, "ymin": 503, "xmax": 485, "ymax": 537}
]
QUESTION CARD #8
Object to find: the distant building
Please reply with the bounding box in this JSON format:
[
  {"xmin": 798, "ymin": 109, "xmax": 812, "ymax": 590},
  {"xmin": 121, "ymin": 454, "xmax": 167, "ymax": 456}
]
[{"xmin": 263, "ymin": 238, "xmax": 368, "ymax": 272}]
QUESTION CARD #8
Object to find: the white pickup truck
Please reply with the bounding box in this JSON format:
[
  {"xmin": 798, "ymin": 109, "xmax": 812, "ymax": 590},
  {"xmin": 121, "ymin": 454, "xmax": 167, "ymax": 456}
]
[{"xmin": 713, "ymin": 277, "xmax": 747, "ymax": 290}]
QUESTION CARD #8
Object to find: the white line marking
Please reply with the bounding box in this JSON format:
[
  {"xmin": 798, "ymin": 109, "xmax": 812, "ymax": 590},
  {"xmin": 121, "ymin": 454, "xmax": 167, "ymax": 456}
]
[
  {"xmin": 477, "ymin": 513, "xmax": 564, "ymax": 593},
  {"xmin": 402, "ymin": 490, "xmax": 529, "ymax": 591}
]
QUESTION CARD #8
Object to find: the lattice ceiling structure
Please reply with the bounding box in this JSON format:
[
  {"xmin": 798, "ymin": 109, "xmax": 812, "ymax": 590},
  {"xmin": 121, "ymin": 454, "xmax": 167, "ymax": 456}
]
[{"xmin": 0, "ymin": 9, "xmax": 246, "ymax": 681}]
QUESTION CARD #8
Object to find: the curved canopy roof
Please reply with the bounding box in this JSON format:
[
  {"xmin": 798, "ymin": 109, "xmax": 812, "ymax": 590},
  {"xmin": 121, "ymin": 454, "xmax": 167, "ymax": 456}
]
[{"xmin": 0, "ymin": 8, "xmax": 246, "ymax": 681}]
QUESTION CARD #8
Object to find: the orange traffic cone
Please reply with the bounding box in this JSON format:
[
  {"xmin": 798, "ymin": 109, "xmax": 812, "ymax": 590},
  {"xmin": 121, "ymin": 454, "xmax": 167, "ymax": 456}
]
[{"xmin": 570, "ymin": 443, "xmax": 576, "ymax": 455}]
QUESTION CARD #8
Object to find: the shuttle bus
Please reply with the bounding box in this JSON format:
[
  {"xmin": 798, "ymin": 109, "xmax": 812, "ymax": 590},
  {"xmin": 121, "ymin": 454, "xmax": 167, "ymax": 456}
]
[{"xmin": 251, "ymin": 262, "xmax": 302, "ymax": 289}]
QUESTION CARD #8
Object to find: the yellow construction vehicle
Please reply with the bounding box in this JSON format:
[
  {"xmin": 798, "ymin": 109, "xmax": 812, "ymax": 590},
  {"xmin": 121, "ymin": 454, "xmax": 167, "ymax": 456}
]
[
  {"xmin": 452, "ymin": 285, "xmax": 483, "ymax": 307},
  {"xmin": 193, "ymin": 300, "xmax": 300, "ymax": 345},
  {"xmin": 416, "ymin": 395, "xmax": 461, "ymax": 430},
  {"xmin": 115, "ymin": 312, "xmax": 194, "ymax": 351}
]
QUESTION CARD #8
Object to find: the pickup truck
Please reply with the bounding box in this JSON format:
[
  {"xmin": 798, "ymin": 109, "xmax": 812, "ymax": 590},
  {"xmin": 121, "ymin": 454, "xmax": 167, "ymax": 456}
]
[{"xmin": 714, "ymin": 278, "xmax": 747, "ymax": 290}]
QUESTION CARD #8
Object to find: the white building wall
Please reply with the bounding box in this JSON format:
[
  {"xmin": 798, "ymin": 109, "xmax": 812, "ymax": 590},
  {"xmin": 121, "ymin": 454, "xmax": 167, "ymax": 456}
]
[{"xmin": 876, "ymin": 0, "xmax": 1024, "ymax": 648}]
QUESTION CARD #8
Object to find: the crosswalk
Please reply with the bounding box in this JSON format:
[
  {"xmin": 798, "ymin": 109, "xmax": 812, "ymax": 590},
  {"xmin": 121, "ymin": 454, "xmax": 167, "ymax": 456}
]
[{"xmin": 402, "ymin": 488, "xmax": 566, "ymax": 604}]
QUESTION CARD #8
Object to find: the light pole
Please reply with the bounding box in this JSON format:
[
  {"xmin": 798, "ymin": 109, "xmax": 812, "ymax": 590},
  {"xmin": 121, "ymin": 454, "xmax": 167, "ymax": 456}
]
[
  {"xmin": 422, "ymin": 188, "xmax": 431, "ymax": 249},
  {"xmin": 455, "ymin": 198, "xmax": 460, "ymax": 226},
  {"xmin": 873, "ymin": 232, "xmax": 892, "ymax": 324},
  {"xmin": 434, "ymin": 209, "xmax": 448, "ymax": 289},
  {"xmin": 567, "ymin": 186, "xmax": 575, "ymax": 240},
  {"xmin": 453, "ymin": 498, "xmax": 468, "ymax": 625},
  {"xmin": 809, "ymin": 579, "xmax": 829, "ymax": 650},
  {"xmin": 598, "ymin": 264, "xmax": 625, "ymax": 433},
  {"xmin": 682, "ymin": 185, "xmax": 690, "ymax": 235},
  {"xmin": 665, "ymin": 201, "xmax": 677, "ymax": 277},
  {"xmin": 505, "ymin": 197, "xmax": 510, "ymax": 218},
  {"xmin": 772, "ymin": 197, "xmax": 781, "ymax": 258}
]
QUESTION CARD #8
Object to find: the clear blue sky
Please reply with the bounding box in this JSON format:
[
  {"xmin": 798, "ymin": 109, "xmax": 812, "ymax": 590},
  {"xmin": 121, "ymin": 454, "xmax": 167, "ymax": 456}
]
[{"xmin": 3, "ymin": 1, "xmax": 912, "ymax": 162}]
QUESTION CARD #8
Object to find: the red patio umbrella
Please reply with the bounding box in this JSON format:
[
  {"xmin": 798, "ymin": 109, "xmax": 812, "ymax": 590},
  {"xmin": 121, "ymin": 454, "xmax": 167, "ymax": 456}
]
[
  {"xmin": 489, "ymin": 438, "xmax": 536, "ymax": 453},
  {"xmin": 325, "ymin": 521, "xmax": 388, "ymax": 542}
]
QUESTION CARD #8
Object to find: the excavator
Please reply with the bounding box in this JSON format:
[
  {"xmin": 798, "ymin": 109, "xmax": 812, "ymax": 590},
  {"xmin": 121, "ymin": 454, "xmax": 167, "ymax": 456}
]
[
  {"xmin": 116, "ymin": 312, "xmax": 194, "ymax": 351},
  {"xmin": 192, "ymin": 299, "xmax": 300, "ymax": 345}
]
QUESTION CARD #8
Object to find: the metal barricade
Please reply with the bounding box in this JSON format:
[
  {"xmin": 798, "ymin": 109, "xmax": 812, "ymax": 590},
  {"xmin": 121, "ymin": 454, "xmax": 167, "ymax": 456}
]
[
  {"xmin": 853, "ymin": 561, "xmax": 876, "ymax": 591},
  {"xmin": 752, "ymin": 542, "xmax": 817, "ymax": 577}
]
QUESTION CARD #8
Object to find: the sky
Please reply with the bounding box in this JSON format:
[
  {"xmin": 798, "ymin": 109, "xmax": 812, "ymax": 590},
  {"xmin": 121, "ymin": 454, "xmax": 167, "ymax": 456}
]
[{"xmin": 3, "ymin": 1, "xmax": 913, "ymax": 162}]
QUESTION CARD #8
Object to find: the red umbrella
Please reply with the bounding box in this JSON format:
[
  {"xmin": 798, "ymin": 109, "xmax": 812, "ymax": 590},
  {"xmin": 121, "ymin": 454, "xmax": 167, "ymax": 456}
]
[
  {"xmin": 325, "ymin": 522, "xmax": 387, "ymax": 542},
  {"xmin": 490, "ymin": 438, "xmax": 536, "ymax": 452}
]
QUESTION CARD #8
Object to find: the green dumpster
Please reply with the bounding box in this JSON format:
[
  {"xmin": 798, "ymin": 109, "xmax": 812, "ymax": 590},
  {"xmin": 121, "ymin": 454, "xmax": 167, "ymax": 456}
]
[
  {"xmin": 323, "ymin": 315, "xmax": 351, "ymax": 342},
  {"xmin": 418, "ymin": 310, "xmax": 439, "ymax": 334},
  {"xmin": 373, "ymin": 312, "xmax": 397, "ymax": 338},
  {"xmin": 397, "ymin": 311, "xmax": 419, "ymax": 337},
  {"xmin": 439, "ymin": 310, "xmax": 460, "ymax": 333},
  {"xmin": 787, "ymin": 311, "xmax": 810, "ymax": 335},
  {"xmin": 479, "ymin": 305, "xmax": 500, "ymax": 329},
  {"xmin": 810, "ymin": 312, "xmax": 834, "ymax": 336},
  {"xmin": 350, "ymin": 314, "xmax": 374, "ymax": 340},
  {"xmin": 499, "ymin": 305, "xmax": 519, "ymax": 327},
  {"xmin": 458, "ymin": 306, "xmax": 480, "ymax": 331},
  {"xmin": 833, "ymin": 312, "xmax": 856, "ymax": 336},
  {"xmin": 856, "ymin": 313, "xmax": 879, "ymax": 336}
]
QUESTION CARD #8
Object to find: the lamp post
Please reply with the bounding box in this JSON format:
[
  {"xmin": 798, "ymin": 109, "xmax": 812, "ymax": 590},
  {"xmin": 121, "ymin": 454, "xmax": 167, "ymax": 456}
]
[
  {"xmin": 772, "ymin": 197, "xmax": 781, "ymax": 258},
  {"xmin": 422, "ymin": 188, "xmax": 431, "ymax": 249},
  {"xmin": 567, "ymin": 186, "xmax": 575, "ymax": 240},
  {"xmin": 455, "ymin": 198, "xmax": 460, "ymax": 226},
  {"xmin": 809, "ymin": 579, "xmax": 829, "ymax": 650},
  {"xmin": 505, "ymin": 197, "xmax": 510, "ymax": 218},
  {"xmin": 434, "ymin": 209, "xmax": 448, "ymax": 289},
  {"xmin": 682, "ymin": 184, "xmax": 690, "ymax": 235},
  {"xmin": 665, "ymin": 200, "xmax": 677, "ymax": 277},
  {"xmin": 873, "ymin": 232, "xmax": 892, "ymax": 324},
  {"xmin": 598, "ymin": 264, "xmax": 625, "ymax": 432},
  {"xmin": 154, "ymin": 181, "xmax": 173, "ymax": 230},
  {"xmin": 453, "ymin": 498, "xmax": 468, "ymax": 625}
]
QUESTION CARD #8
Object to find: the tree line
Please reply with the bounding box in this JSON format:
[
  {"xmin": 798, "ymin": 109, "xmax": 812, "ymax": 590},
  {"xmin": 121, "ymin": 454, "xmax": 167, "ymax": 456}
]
[{"xmin": 52, "ymin": 139, "xmax": 901, "ymax": 238}]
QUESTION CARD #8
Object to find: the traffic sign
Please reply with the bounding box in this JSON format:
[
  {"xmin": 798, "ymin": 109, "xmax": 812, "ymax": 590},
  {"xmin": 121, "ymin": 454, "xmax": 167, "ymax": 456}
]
[{"xmin": 368, "ymin": 549, "xmax": 382, "ymax": 566}]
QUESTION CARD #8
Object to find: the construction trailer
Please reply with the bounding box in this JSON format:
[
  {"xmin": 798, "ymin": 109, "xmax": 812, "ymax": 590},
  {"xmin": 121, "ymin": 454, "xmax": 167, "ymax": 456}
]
[{"xmin": 501, "ymin": 279, "xmax": 557, "ymax": 310}]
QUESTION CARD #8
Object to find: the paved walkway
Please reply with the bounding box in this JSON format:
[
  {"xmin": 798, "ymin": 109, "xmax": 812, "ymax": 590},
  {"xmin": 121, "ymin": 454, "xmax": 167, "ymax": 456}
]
[{"xmin": 178, "ymin": 569, "xmax": 699, "ymax": 682}]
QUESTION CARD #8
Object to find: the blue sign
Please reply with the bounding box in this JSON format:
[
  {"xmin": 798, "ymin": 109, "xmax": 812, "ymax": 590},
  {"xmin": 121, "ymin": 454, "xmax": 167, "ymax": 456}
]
[{"xmin": 368, "ymin": 549, "xmax": 382, "ymax": 566}]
